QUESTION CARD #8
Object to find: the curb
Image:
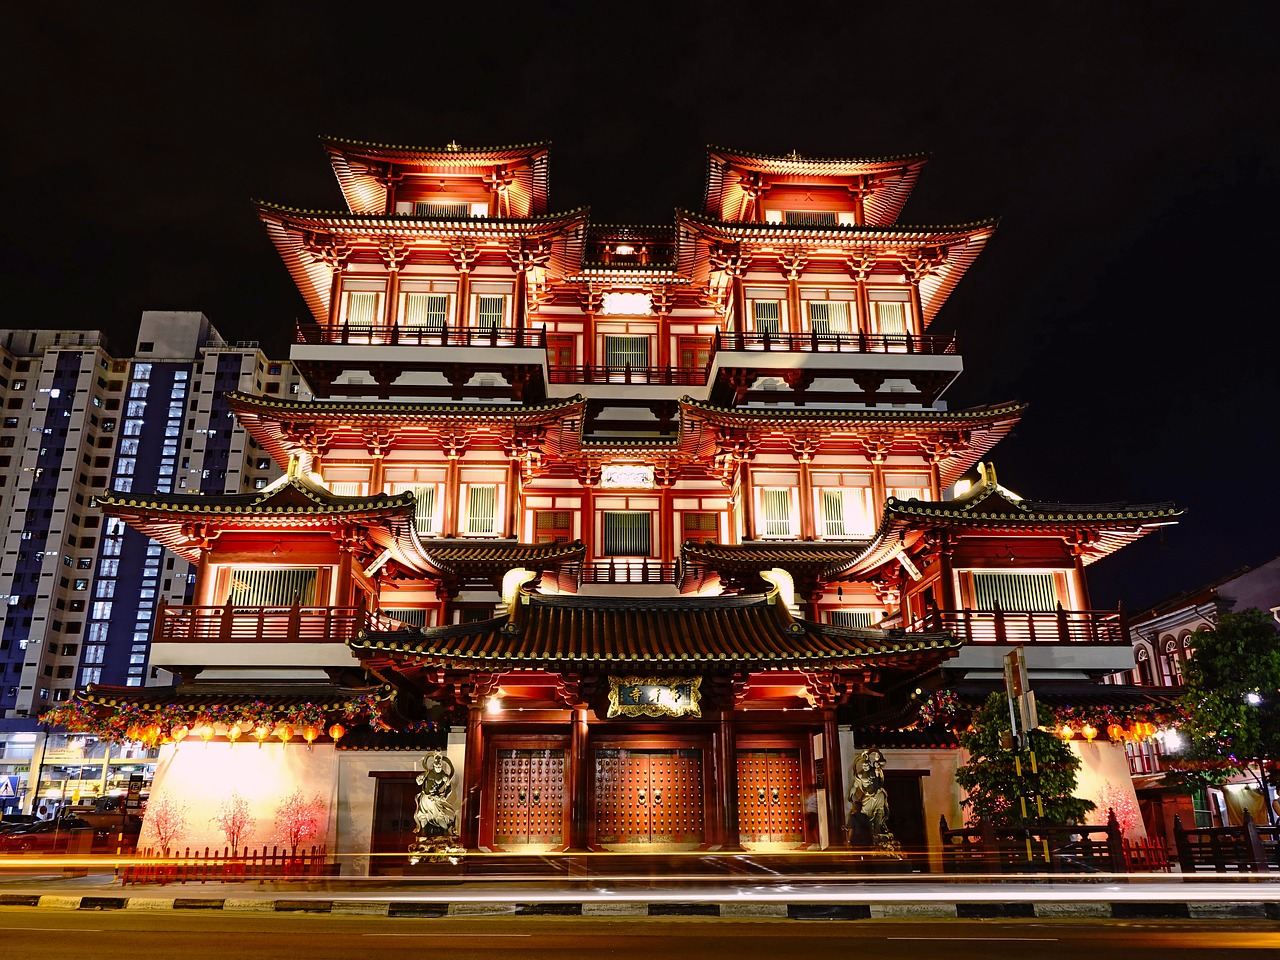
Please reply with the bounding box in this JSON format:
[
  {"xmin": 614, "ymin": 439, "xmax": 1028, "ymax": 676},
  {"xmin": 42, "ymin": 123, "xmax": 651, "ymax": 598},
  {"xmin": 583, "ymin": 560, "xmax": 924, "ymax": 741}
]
[{"xmin": 1, "ymin": 894, "xmax": 1278, "ymax": 920}]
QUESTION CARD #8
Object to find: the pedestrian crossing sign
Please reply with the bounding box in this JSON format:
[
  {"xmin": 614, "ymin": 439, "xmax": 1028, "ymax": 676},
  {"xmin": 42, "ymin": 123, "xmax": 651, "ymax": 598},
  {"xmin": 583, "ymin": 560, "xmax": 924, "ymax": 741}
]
[{"xmin": 0, "ymin": 776, "xmax": 17, "ymax": 798}]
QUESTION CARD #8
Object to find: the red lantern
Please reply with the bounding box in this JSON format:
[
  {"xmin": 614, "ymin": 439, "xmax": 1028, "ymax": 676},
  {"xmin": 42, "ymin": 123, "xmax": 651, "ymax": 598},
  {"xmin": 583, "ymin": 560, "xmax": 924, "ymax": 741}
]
[
  {"xmin": 302, "ymin": 724, "xmax": 320, "ymax": 750},
  {"xmin": 327, "ymin": 722, "xmax": 346, "ymax": 743},
  {"xmin": 170, "ymin": 724, "xmax": 189, "ymax": 744},
  {"xmin": 254, "ymin": 725, "xmax": 270, "ymax": 748},
  {"xmin": 1106, "ymin": 723, "xmax": 1125, "ymax": 742},
  {"xmin": 275, "ymin": 724, "xmax": 295, "ymax": 745}
]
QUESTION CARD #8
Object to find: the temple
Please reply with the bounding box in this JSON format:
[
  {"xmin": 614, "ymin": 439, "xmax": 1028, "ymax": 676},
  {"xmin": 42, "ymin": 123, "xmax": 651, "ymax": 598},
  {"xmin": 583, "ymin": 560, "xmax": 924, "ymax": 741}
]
[{"xmin": 61, "ymin": 139, "xmax": 1182, "ymax": 872}]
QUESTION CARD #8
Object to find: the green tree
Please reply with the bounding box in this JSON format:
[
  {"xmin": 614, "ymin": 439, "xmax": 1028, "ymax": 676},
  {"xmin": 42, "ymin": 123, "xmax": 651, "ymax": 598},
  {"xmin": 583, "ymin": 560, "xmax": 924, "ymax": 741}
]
[
  {"xmin": 1178, "ymin": 608, "xmax": 1280, "ymax": 823},
  {"xmin": 955, "ymin": 692, "xmax": 1095, "ymax": 827}
]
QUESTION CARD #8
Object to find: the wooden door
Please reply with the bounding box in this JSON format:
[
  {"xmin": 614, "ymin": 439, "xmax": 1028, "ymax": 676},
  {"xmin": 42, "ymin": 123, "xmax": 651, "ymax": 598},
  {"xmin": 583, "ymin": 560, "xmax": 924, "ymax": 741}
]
[
  {"xmin": 492, "ymin": 748, "xmax": 567, "ymax": 849},
  {"xmin": 737, "ymin": 749, "xmax": 805, "ymax": 846},
  {"xmin": 594, "ymin": 748, "xmax": 704, "ymax": 849},
  {"xmin": 884, "ymin": 772, "xmax": 927, "ymax": 859},
  {"xmin": 677, "ymin": 336, "xmax": 712, "ymax": 369},
  {"xmin": 547, "ymin": 334, "xmax": 575, "ymax": 367},
  {"xmin": 369, "ymin": 776, "xmax": 417, "ymax": 876}
]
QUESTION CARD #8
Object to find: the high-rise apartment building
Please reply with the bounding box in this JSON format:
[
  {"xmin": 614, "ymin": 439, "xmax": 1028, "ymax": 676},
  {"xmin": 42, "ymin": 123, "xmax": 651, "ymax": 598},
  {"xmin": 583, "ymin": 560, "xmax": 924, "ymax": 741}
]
[{"xmin": 0, "ymin": 313, "xmax": 296, "ymax": 813}]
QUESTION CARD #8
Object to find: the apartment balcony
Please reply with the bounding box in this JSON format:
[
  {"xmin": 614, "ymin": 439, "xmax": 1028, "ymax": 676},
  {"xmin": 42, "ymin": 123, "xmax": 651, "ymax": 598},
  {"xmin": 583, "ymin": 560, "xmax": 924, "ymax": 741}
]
[
  {"xmin": 150, "ymin": 601, "xmax": 408, "ymax": 679},
  {"xmin": 709, "ymin": 329, "xmax": 962, "ymax": 406},
  {"xmin": 290, "ymin": 320, "xmax": 547, "ymax": 401},
  {"xmin": 907, "ymin": 607, "xmax": 1136, "ymax": 680}
]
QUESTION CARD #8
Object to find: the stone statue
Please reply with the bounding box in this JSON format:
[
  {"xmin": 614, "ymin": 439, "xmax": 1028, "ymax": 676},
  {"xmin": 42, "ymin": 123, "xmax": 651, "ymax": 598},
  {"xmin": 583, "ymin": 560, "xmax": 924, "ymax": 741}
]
[
  {"xmin": 412, "ymin": 752, "xmax": 457, "ymax": 837},
  {"xmin": 848, "ymin": 747, "xmax": 889, "ymax": 839}
]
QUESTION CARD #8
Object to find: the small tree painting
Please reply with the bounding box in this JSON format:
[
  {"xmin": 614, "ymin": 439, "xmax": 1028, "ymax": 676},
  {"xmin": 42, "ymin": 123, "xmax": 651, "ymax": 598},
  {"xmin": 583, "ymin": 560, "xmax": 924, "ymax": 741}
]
[
  {"xmin": 211, "ymin": 791, "xmax": 256, "ymax": 852},
  {"xmin": 272, "ymin": 788, "xmax": 326, "ymax": 853},
  {"xmin": 1094, "ymin": 779, "xmax": 1142, "ymax": 837},
  {"xmin": 144, "ymin": 793, "xmax": 190, "ymax": 853}
]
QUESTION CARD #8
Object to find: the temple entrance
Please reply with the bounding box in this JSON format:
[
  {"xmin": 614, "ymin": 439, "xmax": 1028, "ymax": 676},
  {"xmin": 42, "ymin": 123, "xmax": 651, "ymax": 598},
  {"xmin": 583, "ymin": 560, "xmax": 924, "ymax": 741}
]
[
  {"xmin": 369, "ymin": 773, "xmax": 417, "ymax": 875},
  {"xmin": 594, "ymin": 747, "xmax": 705, "ymax": 850},
  {"xmin": 488, "ymin": 741, "xmax": 568, "ymax": 851},
  {"xmin": 737, "ymin": 747, "xmax": 805, "ymax": 848}
]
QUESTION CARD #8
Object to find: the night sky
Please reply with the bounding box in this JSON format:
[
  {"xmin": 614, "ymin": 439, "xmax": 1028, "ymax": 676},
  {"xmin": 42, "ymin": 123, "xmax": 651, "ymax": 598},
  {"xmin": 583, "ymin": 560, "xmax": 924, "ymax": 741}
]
[{"xmin": 6, "ymin": 4, "xmax": 1276, "ymax": 611}]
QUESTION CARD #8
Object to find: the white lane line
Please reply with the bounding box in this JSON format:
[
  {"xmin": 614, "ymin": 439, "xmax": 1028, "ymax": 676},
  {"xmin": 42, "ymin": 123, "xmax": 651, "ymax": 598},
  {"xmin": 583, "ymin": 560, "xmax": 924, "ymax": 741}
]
[
  {"xmin": 2, "ymin": 926, "xmax": 103, "ymax": 932},
  {"xmin": 364, "ymin": 933, "xmax": 534, "ymax": 938},
  {"xmin": 888, "ymin": 937, "xmax": 1058, "ymax": 941}
]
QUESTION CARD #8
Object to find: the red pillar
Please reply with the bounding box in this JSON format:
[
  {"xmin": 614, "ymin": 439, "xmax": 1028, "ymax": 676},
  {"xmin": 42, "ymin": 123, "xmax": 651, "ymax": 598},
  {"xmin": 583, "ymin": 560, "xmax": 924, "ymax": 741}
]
[{"xmin": 461, "ymin": 704, "xmax": 485, "ymax": 849}]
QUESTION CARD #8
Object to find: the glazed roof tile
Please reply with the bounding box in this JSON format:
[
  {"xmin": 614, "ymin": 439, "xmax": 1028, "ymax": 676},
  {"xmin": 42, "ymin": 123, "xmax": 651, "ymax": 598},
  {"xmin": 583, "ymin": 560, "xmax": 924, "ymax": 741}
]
[
  {"xmin": 80, "ymin": 682, "xmax": 393, "ymax": 711},
  {"xmin": 95, "ymin": 473, "xmax": 415, "ymax": 518},
  {"xmin": 352, "ymin": 591, "xmax": 958, "ymax": 673},
  {"xmin": 321, "ymin": 136, "xmax": 551, "ymax": 158}
]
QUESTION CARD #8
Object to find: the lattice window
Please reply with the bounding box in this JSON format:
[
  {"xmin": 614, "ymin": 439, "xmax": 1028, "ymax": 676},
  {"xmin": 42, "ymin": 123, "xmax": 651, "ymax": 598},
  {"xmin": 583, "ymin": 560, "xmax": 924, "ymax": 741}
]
[
  {"xmin": 227, "ymin": 567, "xmax": 317, "ymax": 607},
  {"xmin": 783, "ymin": 210, "xmax": 838, "ymax": 225},
  {"xmin": 682, "ymin": 511, "xmax": 719, "ymax": 544},
  {"xmin": 414, "ymin": 201, "xmax": 471, "ymax": 218},
  {"xmin": 403, "ymin": 293, "xmax": 449, "ymax": 329},
  {"xmin": 412, "ymin": 485, "xmax": 437, "ymax": 535},
  {"xmin": 535, "ymin": 510, "xmax": 573, "ymax": 544},
  {"xmin": 465, "ymin": 485, "xmax": 499, "ymax": 535},
  {"xmin": 760, "ymin": 489, "xmax": 794, "ymax": 538},
  {"xmin": 476, "ymin": 295, "xmax": 506, "ymax": 328},
  {"xmin": 751, "ymin": 300, "xmax": 781, "ymax": 334},
  {"xmin": 383, "ymin": 608, "xmax": 429, "ymax": 628},
  {"xmin": 345, "ymin": 291, "xmax": 380, "ymax": 325},
  {"xmin": 808, "ymin": 301, "xmax": 850, "ymax": 334},
  {"xmin": 828, "ymin": 609, "xmax": 877, "ymax": 628},
  {"xmin": 873, "ymin": 301, "xmax": 908, "ymax": 335},
  {"xmin": 971, "ymin": 572, "xmax": 1057, "ymax": 612},
  {"xmin": 602, "ymin": 511, "xmax": 651, "ymax": 556},
  {"xmin": 603, "ymin": 335, "xmax": 650, "ymax": 367}
]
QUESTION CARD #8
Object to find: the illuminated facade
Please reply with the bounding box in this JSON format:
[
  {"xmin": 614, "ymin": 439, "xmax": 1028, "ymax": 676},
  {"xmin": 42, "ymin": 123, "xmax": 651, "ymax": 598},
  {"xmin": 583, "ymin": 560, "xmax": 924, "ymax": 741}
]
[{"xmin": 77, "ymin": 140, "xmax": 1181, "ymax": 871}]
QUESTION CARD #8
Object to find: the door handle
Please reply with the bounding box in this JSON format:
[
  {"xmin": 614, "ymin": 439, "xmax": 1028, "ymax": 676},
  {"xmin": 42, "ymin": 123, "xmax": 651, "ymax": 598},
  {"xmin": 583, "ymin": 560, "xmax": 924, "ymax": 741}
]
[
  {"xmin": 638, "ymin": 788, "xmax": 647, "ymax": 805},
  {"xmin": 771, "ymin": 786, "xmax": 780, "ymax": 804},
  {"xmin": 757, "ymin": 787, "xmax": 766, "ymax": 804},
  {"xmin": 532, "ymin": 790, "xmax": 541, "ymax": 806},
  {"xmin": 653, "ymin": 787, "xmax": 662, "ymax": 805}
]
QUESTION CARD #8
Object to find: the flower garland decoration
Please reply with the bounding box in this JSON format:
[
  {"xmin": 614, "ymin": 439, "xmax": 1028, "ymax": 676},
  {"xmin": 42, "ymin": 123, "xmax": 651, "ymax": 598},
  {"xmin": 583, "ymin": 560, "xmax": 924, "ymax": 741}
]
[{"xmin": 916, "ymin": 690, "xmax": 961, "ymax": 728}]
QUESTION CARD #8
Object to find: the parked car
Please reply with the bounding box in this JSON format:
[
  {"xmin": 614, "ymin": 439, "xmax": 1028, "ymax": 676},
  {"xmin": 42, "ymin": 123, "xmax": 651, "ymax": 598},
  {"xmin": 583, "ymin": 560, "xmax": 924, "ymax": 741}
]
[
  {"xmin": 0, "ymin": 814, "xmax": 38, "ymax": 834},
  {"xmin": 0, "ymin": 816, "xmax": 94, "ymax": 853}
]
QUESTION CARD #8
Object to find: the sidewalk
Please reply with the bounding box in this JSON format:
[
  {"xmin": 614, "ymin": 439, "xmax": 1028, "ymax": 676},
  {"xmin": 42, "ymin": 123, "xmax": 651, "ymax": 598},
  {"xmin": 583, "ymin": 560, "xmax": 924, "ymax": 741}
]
[{"xmin": 2, "ymin": 870, "xmax": 1279, "ymax": 920}]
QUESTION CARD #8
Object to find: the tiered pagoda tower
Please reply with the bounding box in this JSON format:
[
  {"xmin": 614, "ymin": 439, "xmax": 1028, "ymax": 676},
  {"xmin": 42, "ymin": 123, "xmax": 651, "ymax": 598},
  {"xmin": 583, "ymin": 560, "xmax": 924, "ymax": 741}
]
[{"xmin": 81, "ymin": 140, "xmax": 1180, "ymax": 870}]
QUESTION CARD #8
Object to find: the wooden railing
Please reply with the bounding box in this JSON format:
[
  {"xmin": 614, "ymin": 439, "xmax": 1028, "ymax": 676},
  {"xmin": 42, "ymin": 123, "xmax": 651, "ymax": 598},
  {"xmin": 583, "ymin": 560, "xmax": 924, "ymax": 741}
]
[
  {"xmin": 547, "ymin": 364, "xmax": 711, "ymax": 386},
  {"xmin": 1173, "ymin": 813, "xmax": 1278, "ymax": 873},
  {"xmin": 294, "ymin": 321, "xmax": 545, "ymax": 349},
  {"xmin": 575, "ymin": 560, "xmax": 679, "ymax": 585},
  {"xmin": 940, "ymin": 811, "xmax": 1127, "ymax": 874},
  {"xmin": 714, "ymin": 330, "xmax": 957, "ymax": 355},
  {"xmin": 903, "ymin": 606, "xmax": 1130, "ymax": 644},
  {"xmin": 155, "ymin": 601, "xmax": 394, "ymax": 643},
  {"xmin": 121, "ymin": 845, "xmax": 329, "ymax": 885}
]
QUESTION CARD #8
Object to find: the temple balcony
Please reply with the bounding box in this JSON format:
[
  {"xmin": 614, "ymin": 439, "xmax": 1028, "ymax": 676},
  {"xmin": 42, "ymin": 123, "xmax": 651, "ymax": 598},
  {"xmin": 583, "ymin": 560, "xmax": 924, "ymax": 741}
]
[
  {"xmin": 290, "ymin": 320, "xmax": 547, "ymax": 401},
  {"xmin": 905, "ymin": 607, "xmax": 1136, "ymax": 681},
  {"xmin": 150, "ymin": 601, "xmax": 410, "ymax": 680},
  {"xmin": 707, "ymin": 330, "xmax": 962, "ymax": 406},
  {"xmin": 569, "ymin": 559, "xmax": 682, "ymax": 598},
  {"xmin": 547, "ymin": 364, "xmax": 711, "ymax": 388}
]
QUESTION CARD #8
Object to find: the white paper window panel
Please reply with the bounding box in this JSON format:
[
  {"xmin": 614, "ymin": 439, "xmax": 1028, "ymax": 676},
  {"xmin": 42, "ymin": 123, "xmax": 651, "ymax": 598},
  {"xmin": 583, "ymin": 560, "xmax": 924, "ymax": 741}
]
[
  {"xmin": 385, "ymin": 467, "xmax": 449, "ymax": 485},
  {"xmin": 342, "ymin": 279, "xmax": 387, "ymax": 293},
  {"xmin": 399, "ymin": 279, "xmax": 458, "ymax": 293},
  {"xmin": 799, "ymin": 288, "xmax": 857, "ymax": 301},
  {"xmin": 812, "ymin": 472, "xmax": 873, "ymax": 487},
  {"xmin": 525, "ymin": 496, "xmax": 558, "ymax": 508},
  {"xmin": 343, "ymin": 292, "xmax": 382, "ymax": 324},
  {"xmin": 744, "ymin": 286, "xmax": 787, "ymax": 300},
  {"xmin": 753, "ymin": 471, "xmax": 800, "ymax": 486},
  {"xmin": 886, "ymin": 473, "xmax": 931, "ymax": 487},
  {"xmin": 869, "ymin": 288, "xmax": 911, "ymax": 302},
  {"xmin": 595, "ymin": 496, "xmax": 660, "ymax": 510},
  {"xmin": 459, "ymin": 468, "xmax": 507, "ymax": 483},
  {"xmin": 472, "ymin": 281, "xmax": 514, "ymax": 295}
]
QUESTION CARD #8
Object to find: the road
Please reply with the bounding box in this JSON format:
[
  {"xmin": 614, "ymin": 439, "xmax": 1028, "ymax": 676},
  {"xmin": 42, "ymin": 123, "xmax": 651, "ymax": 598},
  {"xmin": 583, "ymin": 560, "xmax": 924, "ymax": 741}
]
[{"xmin": 1, "ymin": 909, "xmax": 1277, "ymax": 959}]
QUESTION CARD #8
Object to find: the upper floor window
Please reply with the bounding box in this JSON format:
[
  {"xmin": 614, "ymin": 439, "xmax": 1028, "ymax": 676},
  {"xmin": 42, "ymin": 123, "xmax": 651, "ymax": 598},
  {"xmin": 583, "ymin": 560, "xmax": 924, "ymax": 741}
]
[
  {"xmin": 463, "ymin": 484, "xmax": 500, "ymax": 536},
  {"xmin": 602, "ymin": 335, "xmax": 650, "ymax": 368},
  {"xmin": 602, "ymin": 511, "xmax": 652, "ymax": 556},
  {"xmin": 412, "ymin": 484, "xmax": 440, "ymax": 536},
  {"xmin": 227, "ymin": 567, "xmax": 318, "ymax": 607},
  {"xmin": 403, "ymin": 293, "xmax": 450, "ymax": 330},
  {"xmin": 828, "ymin": 609, "xmax": 878, "ymax": 628},
  {"xmin": 535, "ymin": 510, "xmax": 573, "ymax": 544},
  {"xmin": 1134, "ymin": 646, "xmax": 1155, "ymax": 685},
  {"xmin": 750, "ymin": 299, "xmax": 782, "ymax": 334},
  {"xmin": 971, "ymin": 572, "xmax": 1057, "ymax": 612},
  {"xmin": 758, "ymin": 488, "xmax": 796, "ymax": 539},
  {"xmin": 344, "ymin": 290, "xmax": 382, "ymax": 325},
  {"xmin": 782, "ymin": 210, "xmax": 838, "ymax": 226},
  {"xmin": 475, "ymin": 295, "xmax": 507, "ymax": 328},
  {"xmin": 415, "ymin": 201, "xmax": 472, "ymax": 218},
  {"xmin": 807, "ymin": 300, "xmax": 852, "ymax": 335},
  {"xmin": 817, "ymin": 486, "xmax": 874, "ymax": 539},
  {"xmin": 681, "ymin": 511, "xmax": 719, "ymax": 545}
]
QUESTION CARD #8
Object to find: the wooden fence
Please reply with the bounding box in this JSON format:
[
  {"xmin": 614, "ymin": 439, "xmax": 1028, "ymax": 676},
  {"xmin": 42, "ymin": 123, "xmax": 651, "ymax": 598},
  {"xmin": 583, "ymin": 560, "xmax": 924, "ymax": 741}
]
[
  {"xmin": 1173, "ymin": 812, "xmax": 1277, "ymax": 873},
  {"xmin": 940, "ymin": 810, "xmax": 1131, "ymax": 874},
  {"xmin": 121, "ymin": 845, "xmax": 329, "ymax": 885}
]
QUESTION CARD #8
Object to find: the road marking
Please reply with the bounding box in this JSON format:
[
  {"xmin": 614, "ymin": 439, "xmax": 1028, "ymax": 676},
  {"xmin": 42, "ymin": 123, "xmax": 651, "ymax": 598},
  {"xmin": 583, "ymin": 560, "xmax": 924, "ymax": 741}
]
[
  {"xmin": 888, "ymin": 937, "xmax": 1058, "ymax": 941},
  {"xmin": 364, "ymin": 933, "xmax": 533, "ymax": 938},
  {"xmin": 2, "ymin": 926, "xmax": 103, "ymax": 932}
]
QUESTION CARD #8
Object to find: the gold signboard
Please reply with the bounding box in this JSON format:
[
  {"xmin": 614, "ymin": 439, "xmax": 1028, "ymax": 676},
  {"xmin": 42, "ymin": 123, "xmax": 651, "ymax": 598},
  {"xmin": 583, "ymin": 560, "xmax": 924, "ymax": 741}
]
[{"xmin": 607, "ymin": 676, "xmax": 702, "ymax": 718}]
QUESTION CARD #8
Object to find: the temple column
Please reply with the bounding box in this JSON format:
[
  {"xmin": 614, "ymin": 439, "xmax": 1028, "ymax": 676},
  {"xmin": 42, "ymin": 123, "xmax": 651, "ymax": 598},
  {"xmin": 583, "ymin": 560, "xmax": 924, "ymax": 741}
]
[
  {"xmin": 937, "ymin": 533, "xmax": 958, "ymax": 612},
  {"xmin": 383, "ymin": 268, "xmax": 400, "ymax": 329},
  {"xmin": 716, "ymin": 707, "xmax": 742, "ymax": 851},
  {"xmin": 798, "ymin": 460, "xmax": 815, "ymax": 540},
  {"xmin": 568, "ymin": 706, "xmax": 590, "ymax": 850},
  {"xmin": 823, "ymin": 708, "xmax": 846, "ymax": 848},
  {"xmin": 739, "ymin": 462, "xmax": 756, "ymax": 540},
  {"xmin": 327, "ymin": 268, "xmax": 343, "ymax": 328},
  {"xmin": 730, "ymin": 273, "xmax": 747, "ymax": 349},
  {"xmin": 461, "ymin": 703, "xmax": 485, "ymax": 849},
  {"xmin": 505, "ymin": 458, "xmax": 520, "ymax": 538}
]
